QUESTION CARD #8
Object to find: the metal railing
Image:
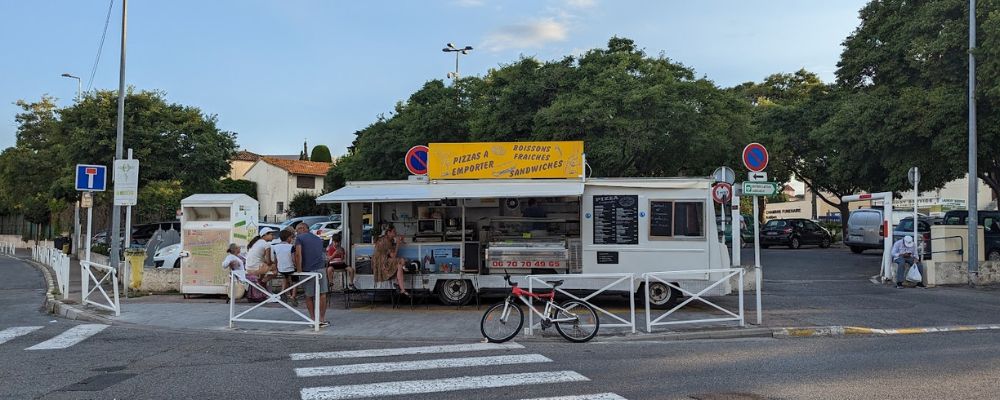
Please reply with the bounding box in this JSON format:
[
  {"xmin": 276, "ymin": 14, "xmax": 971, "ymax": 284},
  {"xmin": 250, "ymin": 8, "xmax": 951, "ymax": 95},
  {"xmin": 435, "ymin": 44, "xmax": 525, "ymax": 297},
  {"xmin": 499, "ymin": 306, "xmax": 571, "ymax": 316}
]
[
  {"xmin": 643, "ymin": 268, "xmax": 745, "ymax": 332},
  {"xmin": 229, "ymin": 271, "xmax": 322, "ymax": 332},
  {"xmin": 525, "ymin": 273, "xmax": 636, "ymax": 335},
  {"xmin": 81, "ymin": 260, "xmax": 121, "ymax": 316},
  {"xmin": 0, "ymin": 241, "xmax": 14, "ymax": 255},
  {"xmin": 927, "ymin": 235, "xmax": 965, "ymax": 257},
  {"xmin": 31, "ymin": 246, "xmax": 71, "ymax": 300}
]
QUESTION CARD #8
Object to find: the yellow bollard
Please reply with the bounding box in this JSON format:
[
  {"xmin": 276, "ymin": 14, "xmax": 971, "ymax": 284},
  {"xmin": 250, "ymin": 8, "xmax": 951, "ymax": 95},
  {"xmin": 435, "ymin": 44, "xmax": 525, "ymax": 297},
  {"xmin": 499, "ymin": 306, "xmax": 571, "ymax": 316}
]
[{"xmin": 124, "ymin": 249, "xmax": 146, "ymax": 290}]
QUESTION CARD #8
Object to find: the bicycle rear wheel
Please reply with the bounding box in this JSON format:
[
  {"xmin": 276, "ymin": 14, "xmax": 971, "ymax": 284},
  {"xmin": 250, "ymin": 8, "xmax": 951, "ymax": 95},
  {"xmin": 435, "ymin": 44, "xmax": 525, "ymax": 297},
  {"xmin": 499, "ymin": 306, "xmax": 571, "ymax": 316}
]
[
  {"xmin": 554, "ymin": 300, "xmax": 600, "ymax": 343},
  {"xmin": 480, "ymin": 299, "xmax": 524, "ymax": 343}
]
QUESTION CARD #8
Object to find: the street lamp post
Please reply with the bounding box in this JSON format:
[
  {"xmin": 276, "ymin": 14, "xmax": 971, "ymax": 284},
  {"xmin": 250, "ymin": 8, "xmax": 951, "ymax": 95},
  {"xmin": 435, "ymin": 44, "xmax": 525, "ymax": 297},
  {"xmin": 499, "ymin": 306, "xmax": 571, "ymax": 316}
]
[
  {"xmin": 60, "ymin": 73, "xmax": 82, "ymax": 102},
  {"xmin": 442, "ymin": 43, "xmax": 473, "ymax": 80},
  {"xmin": 61, "ymin": 73, "xmax": 83, "ymax": 256}
]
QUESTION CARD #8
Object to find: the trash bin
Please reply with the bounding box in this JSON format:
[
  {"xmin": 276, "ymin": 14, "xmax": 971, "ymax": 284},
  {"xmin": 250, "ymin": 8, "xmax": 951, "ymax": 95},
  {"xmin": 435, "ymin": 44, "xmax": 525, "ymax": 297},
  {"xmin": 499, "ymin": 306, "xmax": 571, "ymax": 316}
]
[{"xmin": 124, "ymin": 249, "xmax": 146, "ymax": 290}]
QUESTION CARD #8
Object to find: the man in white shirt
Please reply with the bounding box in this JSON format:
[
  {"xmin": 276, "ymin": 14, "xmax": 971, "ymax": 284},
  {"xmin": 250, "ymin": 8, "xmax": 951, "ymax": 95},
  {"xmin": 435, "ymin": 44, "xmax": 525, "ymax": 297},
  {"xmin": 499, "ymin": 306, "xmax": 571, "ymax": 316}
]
[{"xmin": 891, "ymin": 235, "xmax": 926, "ymax": 289}]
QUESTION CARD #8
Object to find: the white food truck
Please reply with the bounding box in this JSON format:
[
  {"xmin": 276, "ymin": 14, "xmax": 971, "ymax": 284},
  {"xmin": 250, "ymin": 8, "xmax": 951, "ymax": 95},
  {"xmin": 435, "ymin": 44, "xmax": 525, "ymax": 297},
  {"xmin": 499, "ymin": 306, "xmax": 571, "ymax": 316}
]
[{"xmin": 316, "ymin": 176, "xmax": 731, "ymax": 307}]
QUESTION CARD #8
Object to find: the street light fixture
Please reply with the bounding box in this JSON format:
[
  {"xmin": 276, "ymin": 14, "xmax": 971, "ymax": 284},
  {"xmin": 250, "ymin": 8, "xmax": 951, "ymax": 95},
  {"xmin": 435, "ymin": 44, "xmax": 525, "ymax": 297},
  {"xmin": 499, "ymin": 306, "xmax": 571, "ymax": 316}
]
[
  {"xmin": 61, "ymin": 73, "xmax": 82, "ymax": 102},
  {"xmin": 442, "ymin": 43, "xmax": 473, "ymax": 80}
]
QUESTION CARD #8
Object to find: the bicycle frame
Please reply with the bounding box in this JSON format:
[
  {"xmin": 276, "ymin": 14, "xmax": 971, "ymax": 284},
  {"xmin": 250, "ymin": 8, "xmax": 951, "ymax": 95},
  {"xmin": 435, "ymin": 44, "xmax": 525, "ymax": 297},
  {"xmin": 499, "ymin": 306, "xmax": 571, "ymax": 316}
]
[{"xmin": 501, "ymin": 283, "xmax": 578, "ymax": 324}]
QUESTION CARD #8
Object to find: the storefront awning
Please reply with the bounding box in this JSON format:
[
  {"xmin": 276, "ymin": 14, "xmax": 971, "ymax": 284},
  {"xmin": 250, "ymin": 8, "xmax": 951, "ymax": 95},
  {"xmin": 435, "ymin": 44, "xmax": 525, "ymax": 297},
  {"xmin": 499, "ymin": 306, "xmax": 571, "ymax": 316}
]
[{"xmin": 316, "ymin": 179, "xmax": 585, "ymax": 203}]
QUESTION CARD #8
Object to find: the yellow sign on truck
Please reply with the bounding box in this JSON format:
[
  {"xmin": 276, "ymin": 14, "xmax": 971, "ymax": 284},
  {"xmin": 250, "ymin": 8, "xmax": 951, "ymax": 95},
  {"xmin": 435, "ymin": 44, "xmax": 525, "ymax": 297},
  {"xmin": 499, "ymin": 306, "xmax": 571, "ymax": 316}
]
[{"xmin": 427, "ymin": 141, "xmax": 584, "ymax": 179}]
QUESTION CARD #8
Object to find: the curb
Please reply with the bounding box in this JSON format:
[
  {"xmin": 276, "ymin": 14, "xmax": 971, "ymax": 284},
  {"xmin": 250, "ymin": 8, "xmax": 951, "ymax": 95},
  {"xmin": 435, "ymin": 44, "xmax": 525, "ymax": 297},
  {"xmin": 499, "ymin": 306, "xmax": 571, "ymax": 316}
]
[
  {"xmin": 772, "ymin": 324, "xmax": 1000, "ymax": 338},
  {"xmin": 16, "ymin": 255, "xmax": 115, "ymax": 325}
]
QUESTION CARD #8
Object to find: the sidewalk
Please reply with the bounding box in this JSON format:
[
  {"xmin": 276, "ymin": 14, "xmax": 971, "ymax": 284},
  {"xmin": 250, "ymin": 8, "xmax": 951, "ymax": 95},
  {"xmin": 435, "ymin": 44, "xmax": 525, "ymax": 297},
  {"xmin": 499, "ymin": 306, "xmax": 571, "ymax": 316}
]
[{"xmin": 13, "ymin": 248, "xmax": 1000, "ymax": 341}]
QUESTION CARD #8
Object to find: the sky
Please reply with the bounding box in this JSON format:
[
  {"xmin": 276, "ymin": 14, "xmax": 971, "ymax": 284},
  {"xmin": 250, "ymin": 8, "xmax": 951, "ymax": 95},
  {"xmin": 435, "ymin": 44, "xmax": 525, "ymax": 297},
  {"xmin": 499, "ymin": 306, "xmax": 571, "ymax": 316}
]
[{"xmin": 0, "ymin": 0, "xmax": 868, "ymax": 157}]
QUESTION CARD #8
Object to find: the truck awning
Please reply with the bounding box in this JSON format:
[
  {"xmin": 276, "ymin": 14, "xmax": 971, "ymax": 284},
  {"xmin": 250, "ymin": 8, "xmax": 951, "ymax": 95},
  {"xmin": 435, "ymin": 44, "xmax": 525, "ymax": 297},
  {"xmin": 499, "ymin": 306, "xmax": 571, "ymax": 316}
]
[{"xmin": 316, "ymin": 180, "xmax": 584, "ymax": 203}]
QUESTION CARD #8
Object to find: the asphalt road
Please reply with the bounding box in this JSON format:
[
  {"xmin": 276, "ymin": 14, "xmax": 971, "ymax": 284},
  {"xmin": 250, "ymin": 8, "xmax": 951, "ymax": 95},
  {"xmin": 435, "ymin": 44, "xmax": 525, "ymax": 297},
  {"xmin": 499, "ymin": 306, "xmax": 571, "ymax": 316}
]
[{"xmin": 4, "ymin": 252, "xmax": 1000, "ymax": 399}]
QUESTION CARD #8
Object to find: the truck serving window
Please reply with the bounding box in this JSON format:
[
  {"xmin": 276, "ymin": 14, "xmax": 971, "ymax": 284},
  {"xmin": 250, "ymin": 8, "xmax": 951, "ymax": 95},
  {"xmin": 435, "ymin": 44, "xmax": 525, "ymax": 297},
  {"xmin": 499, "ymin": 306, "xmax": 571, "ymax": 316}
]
[{"xmin": 650, "ymin": 200, "xmax": 705, "ymax": 239}]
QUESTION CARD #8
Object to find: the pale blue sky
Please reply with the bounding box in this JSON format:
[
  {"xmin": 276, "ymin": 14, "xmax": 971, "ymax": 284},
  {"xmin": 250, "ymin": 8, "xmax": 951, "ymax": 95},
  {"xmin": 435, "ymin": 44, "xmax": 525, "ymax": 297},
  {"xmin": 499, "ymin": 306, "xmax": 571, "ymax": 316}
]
[{"xmin": 0, "ymin": 0, "xmax": 868, "ymax": 155}]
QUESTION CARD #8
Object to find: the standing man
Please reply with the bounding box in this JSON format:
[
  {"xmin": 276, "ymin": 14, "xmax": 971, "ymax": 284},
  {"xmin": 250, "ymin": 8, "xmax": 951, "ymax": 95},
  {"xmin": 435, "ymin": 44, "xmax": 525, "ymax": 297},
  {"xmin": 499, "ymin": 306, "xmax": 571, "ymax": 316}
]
[{"xmin": 294, "ymin": 222, "xmax": 329, "ymax": 327}]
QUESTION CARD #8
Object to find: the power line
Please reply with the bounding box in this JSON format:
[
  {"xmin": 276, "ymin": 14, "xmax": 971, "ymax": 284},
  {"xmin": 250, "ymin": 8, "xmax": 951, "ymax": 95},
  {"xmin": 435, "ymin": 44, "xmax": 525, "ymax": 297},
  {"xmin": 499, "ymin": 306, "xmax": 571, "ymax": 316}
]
[{"xmin": 86, "ymin": 0, "xmax": 115, "ymax": 91}]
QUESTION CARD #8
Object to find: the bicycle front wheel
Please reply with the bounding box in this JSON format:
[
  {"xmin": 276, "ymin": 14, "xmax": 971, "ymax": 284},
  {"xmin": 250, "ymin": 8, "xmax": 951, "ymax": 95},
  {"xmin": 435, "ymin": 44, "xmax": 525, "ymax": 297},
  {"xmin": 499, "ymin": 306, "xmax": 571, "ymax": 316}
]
[
  {"xmin": 481, "ymin": 299, "xmax": 524, "ymax": 343},
  {"xmin": 554, "ymin": 300, "xmax": 600, "ymax": 343}
]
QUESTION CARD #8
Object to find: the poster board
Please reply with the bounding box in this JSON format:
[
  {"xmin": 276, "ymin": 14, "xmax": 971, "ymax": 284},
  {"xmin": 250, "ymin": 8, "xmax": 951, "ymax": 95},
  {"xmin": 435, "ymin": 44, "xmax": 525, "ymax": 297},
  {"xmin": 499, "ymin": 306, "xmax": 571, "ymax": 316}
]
[
  {"xmin": 181, "ymin": 229, "xmax": 230, "ymax": 290},
  {"xmin": 427, "ymin": 141, "xmax": 584, "ymax": 179}
]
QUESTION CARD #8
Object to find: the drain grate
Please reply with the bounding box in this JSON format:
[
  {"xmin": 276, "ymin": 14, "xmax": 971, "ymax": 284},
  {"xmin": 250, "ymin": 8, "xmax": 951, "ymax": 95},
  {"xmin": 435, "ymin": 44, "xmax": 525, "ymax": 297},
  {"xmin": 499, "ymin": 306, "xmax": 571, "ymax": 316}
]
[{"xmin": 60, "ymin": 373, "xmax": 136, "ymax": 392}]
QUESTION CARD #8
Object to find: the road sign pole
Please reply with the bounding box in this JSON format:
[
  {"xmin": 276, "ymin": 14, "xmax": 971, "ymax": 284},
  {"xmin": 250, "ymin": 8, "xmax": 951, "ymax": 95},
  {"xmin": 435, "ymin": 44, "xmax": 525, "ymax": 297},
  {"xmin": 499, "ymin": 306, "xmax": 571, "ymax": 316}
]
[
  {"xmin": 753, "ymin": 195, "xmax": 762, "ymax": 325},
  {"xmin": 732, "ymin": 194, "xmax": 741, "ymax": 267}
]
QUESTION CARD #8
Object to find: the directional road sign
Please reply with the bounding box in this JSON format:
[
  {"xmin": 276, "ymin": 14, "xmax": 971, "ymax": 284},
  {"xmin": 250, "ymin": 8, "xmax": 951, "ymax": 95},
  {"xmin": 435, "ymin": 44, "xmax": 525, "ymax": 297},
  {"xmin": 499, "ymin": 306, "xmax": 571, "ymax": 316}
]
[
  {"xmin": 748, "ymin": 171, "xmax": 768, "ymax": 182},
  {"xmin": 742, "ymin": 143, "xmax": 769, "ymax": 172},
  {"xmin": 907, "ymin": 166, "xmax": 920, "ymax": 186},
  {"xmin": 741, "ymin": 181, "xmax": 779, "ymax": 196},
  {"xmin": 75, "ymin": 164, "xmax": 107, "ymax": 191},
  {"xmin": 405, "ymin": 145, "xmax": 429, "ymax": 175},
  {"xmin": 712, "ymin": 182, "xmax": 733, "ymax": 204}
]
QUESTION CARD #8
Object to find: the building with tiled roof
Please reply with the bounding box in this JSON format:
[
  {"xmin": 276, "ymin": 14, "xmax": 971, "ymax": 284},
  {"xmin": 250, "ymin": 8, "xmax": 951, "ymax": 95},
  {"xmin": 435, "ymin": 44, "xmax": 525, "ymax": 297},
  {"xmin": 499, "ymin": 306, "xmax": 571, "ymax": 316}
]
[{"xmin": 242, "ymin": 157, "xmax": 334, "ymax": 222}]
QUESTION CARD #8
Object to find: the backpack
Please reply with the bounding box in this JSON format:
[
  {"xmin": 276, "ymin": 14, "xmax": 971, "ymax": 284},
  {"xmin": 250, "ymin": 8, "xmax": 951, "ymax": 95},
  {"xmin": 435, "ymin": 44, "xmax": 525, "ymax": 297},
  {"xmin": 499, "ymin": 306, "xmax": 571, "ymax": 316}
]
[{"xmin": 245, "ymin": 274, "xmax": 270, "ymax": 303}]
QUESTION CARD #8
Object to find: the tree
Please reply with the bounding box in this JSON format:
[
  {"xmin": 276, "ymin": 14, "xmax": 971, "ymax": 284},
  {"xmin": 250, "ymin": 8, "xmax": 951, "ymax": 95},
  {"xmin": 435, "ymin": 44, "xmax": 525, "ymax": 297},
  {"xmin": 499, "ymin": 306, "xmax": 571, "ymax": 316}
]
[
  {"xmin": 216, "ymin": 178, "xmax": 257, "ymax": 199},
  {"xmin": 835, "ymin": 0, "xmax": 1000, "ymax": 202},
  {"xmin": 1, "ymin": 89, "xmax": 239, "ymax": 228},
  {"xmin": 287, "ymin": 192, "xmax": 328, "ymax": 217},
  {"xmin": 310, "ymin": 145, "xmax": 333, "ymax": 163}
]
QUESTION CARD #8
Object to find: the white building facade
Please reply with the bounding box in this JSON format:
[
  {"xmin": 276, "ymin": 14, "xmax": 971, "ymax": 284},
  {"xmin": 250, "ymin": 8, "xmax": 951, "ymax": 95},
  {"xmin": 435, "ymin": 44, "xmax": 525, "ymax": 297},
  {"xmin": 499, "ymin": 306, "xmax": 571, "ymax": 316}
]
[{"xmin": 242, "ymin": 157, "xmax": 330, "ymax": 222}]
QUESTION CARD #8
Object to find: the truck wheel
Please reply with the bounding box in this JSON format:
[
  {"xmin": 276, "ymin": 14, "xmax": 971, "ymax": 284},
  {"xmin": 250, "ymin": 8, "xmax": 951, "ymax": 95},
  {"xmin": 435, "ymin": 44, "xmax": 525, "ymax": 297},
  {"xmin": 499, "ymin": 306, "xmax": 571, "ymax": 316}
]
[
  {"xmin": 850, "ymin": 246, "xmax": 864, "ymax": 254},
  {"xmin": 642, "ymin": 282, "xmax": 680, "ymax": 309},
  {"xmin": 437, "ymin": 279, "xmax": 474, "ymax": 306},
  {"xmin": 988, "ymin": 250, "xmax": 1000, "ymax": 262}
]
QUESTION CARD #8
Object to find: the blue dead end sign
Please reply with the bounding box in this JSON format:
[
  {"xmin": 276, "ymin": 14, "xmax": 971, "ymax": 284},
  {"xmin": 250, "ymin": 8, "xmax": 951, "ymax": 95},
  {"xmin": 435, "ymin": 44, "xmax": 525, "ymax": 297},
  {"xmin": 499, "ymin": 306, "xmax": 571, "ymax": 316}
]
[
  {"xmin": 742, "ymin": 143, "xmax": 769, "ymax": 172},
  {"xmin": 405, "ymin": 145, "xmax": 429, "ymax": 175},
  {"xmin": 75, "ymin": 164, "xmax": 107, "ymax": 191}
]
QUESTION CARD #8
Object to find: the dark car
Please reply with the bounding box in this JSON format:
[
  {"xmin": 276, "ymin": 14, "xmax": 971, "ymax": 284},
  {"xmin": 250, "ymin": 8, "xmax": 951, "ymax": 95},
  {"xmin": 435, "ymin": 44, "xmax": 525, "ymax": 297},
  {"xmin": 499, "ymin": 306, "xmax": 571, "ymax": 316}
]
[
  {"xmin": 941, "ymin": 210, "xmax": 1000, "ymax": 261},
  {"xmin": 759, "ymin": 218, "xmax": 832, "ymax": 249},
  {"xmin": 130, "ymin": 222, "xmax": 180, "ymax": 246},
  {"xmin": 892, "ymin": 217, "xmax": 934, "ymax": 259}
]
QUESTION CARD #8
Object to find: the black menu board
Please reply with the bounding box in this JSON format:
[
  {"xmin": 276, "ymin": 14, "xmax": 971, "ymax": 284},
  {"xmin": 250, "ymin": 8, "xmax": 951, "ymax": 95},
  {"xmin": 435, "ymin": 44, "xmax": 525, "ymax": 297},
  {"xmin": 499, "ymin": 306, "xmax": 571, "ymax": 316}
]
[
  {"xmin": 593, "ymin": 195, "xmax": 639, "ymax": 245},
  {"xmin": 649, "ymin": 201, "xmax": 673, "ymax": 237}
]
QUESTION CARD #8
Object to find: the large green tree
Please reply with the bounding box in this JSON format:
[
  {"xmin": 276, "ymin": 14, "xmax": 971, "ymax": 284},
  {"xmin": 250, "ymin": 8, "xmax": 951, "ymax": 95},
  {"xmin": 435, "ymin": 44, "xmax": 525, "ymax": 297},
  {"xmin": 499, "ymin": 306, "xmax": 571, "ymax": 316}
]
[
  {"xmin": 0, "ymin": 89, "xmax": 239, "ymax": 225},
  {"xmin": 836, "ymin": 0, "xmax": 1000, "ymax": 202}
]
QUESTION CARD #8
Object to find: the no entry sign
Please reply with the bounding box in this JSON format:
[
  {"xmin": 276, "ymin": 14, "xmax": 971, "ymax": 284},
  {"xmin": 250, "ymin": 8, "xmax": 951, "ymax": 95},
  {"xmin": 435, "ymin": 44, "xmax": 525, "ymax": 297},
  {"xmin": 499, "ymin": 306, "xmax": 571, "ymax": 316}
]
[
  {"xmin": 742, "ymin": 143, "xmax": 769, "ymax": 172},
  {"xmin": 404, "ymin": 145, "xmax": 429, "ymax": 175},
  {"xmin": 712, "ymin": 182, "xmax": 733, "ymax": 204}
]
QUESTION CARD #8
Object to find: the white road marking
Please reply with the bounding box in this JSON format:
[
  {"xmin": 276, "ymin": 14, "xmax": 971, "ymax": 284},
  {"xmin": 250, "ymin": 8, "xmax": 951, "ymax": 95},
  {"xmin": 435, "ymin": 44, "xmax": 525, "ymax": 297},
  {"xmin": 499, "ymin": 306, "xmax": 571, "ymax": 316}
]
[
  {"xmin": 295, "ymin": 353, "xmax": 551, "ymax": 377},
  {"xmin": 290, "ymin": 342, "xmax": 524, "ymax": 361},
  {"xmin": 521, "ymin": 393, "xmax": 628, "ymax": 400},
  {"xmin": 300, "ymin": 370, "xmax": 589, "ymax": 400},
  {"xmin": 0, "ymin": 326, "xmax": 43, "ymax": 345},
  {"xmin": 25, "ymin": 324, "xmax": 108, "ymax": 350}
]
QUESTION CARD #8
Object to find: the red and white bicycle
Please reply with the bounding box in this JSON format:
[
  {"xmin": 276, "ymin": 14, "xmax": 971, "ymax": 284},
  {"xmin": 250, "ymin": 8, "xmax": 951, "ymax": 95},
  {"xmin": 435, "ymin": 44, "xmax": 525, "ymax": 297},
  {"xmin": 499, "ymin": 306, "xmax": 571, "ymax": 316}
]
[{"xmin": 480, "ymin": 272, "xmax": 600, "ymax": 343}]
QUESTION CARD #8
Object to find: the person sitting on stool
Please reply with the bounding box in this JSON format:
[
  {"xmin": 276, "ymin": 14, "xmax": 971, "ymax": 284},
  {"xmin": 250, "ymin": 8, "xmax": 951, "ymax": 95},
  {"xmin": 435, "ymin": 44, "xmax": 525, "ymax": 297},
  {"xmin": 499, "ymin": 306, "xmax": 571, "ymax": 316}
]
[{"xmin": 892, "ymin": 235, "xmax": 926, "ymax": 289}]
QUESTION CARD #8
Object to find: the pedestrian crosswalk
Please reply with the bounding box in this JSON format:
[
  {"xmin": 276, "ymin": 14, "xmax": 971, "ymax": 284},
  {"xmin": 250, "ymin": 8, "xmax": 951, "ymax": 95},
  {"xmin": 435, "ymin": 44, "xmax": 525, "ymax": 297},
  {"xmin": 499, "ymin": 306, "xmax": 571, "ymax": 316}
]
[
  {"xmin": 290, "ymin": 342, "xmax": 627, "ymax": 400},
  {"xmin": 0, "ymin": 324, "xmax": 108, "ymax": 350}
]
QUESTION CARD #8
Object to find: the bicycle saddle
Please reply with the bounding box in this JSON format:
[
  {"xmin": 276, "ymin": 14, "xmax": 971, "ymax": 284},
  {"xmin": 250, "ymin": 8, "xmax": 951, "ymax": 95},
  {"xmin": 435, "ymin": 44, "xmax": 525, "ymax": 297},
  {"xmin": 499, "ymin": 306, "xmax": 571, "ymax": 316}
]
[{"xmin": 546, "ymin": 280, "xmax": 564, "ymax": 287}]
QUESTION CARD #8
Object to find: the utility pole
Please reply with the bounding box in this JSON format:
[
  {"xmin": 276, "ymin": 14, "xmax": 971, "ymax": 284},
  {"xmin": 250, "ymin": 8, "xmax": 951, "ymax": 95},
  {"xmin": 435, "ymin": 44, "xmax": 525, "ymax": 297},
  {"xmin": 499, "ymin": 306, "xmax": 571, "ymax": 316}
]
[
  {"xmin": 967, "ymin": 0, "xmax": 978, "ymax": 286},
  {"xmin": 110, "ymin": 0, "xmax": 127, "ymax": 273}
]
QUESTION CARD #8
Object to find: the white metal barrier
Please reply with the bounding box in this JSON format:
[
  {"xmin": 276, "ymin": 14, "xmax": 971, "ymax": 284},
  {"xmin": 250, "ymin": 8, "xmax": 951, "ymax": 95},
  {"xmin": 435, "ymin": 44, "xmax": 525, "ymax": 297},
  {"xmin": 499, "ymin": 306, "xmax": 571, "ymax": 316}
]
[
  {"xmin": 525, "ymin": 273, "xmax": 636, "ymax": 335},
  {"xmin": 81, "ymin": 260, "xmax": 121, "ymax": 316},
  {"xmin": 643, "ymin": 268, "xmax": 744, "ymax": 332},
  {"xmin": 30, "ymin": 246, "xmax": 71, "ymax": 300},
  {"xmin": 229, "ymin": 271, "xmax": 321, "ymax": 332},
  {"xmin": 0, "ymin": 241, "xmax": 14, "ymax": 255}
]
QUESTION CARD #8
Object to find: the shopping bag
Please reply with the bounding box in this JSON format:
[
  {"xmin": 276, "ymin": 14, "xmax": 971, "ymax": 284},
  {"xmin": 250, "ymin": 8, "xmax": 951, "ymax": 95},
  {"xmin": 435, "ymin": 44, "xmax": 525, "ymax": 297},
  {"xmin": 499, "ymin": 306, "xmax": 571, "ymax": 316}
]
[{"xmin": 905, "ymin": 264, "xmax": 923, "ymax": 283}]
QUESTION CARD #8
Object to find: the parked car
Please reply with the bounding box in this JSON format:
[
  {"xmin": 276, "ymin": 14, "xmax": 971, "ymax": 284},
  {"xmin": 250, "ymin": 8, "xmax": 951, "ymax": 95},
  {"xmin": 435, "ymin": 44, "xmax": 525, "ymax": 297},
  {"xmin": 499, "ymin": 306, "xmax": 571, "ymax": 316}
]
[
  {"xmin": 941, "ymin": 210, "xmax": 1000, "ymax": 261},
  {"xmin": 279, "ymin": 216, "xmax": 331, "ymax": 232},
  {"xmin": 152, "ymin": 243, "xmax": 182, "ymax": 269},
  {"xmin": 892, "ymin": 217, "xmax": 934, "ymax": 259},
  {"xmin": 759, "ymin": 218, "xmax": 832, "ymax": 249},
  {"xmin": 311, "ymin": 221, "xmax": 342, "ymax": 242},
  {"xmin": 130, "ymin": 222, "xmax": 180, "ymax": 246},
  {"xmin": 845, "ymin": 209, "xmax": 885, "ymax": 254},
  {"xmin": 717, "ymin": 215, "xmax": 753, "ymax": 247}
]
